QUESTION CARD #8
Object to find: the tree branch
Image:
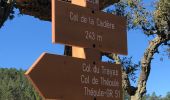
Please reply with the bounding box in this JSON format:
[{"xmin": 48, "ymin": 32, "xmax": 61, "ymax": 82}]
[
  {"xmin": 104, "ymin": 33, "xmax": 170, "ymax": 98},
  {"xmin": 15, "ymin": 0, "xmax": 52, "ymax": 21},
  {"xmin": 142, "ymin": 26, "xmax": 157, "ymax": 36},
  {"xmin": 104, "ymin": 53, "xmax": 137, "ymax": 95},
  {"xmin": 135, "ymin": 35, "xmax": 169, "ymax": 99},
  {"xmin": 14, "ymin": 0, "xmax": 118, "ymax": 22},
  {"xmin": 0, "ymin": 0, "xmax": 14, "ymax": 28}
]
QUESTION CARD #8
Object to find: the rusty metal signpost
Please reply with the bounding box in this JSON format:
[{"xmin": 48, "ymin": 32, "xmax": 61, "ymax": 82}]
[
  {"xmin": 52, "ymin": 0, "xmax": 127, "ymax": 55},
  {"xmin": 26, "ymin": 53, "xmax": 122, "ymax": 100},
  {"xmin": 25, "ymin": 0, "xmax": 127, "ymax": 100}
]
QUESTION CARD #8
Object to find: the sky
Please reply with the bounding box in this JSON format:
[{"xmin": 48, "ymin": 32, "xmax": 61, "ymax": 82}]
[{"xmin": 0, "ymin": 0, "xmax": 170, "ymax": 97}]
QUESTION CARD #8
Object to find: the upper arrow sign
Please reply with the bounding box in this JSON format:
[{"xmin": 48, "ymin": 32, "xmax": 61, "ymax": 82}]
[
  {"xmin": 25, "ymin": 53, "xmax": 122, "ymax": 100},
  {"xmin": 52, "ymin": 0, "xmax": 127, "ymax": 55}
]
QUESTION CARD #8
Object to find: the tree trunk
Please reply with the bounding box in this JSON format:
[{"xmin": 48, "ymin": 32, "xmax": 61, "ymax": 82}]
[
  {"xmin": 105, "ymin": 35, "xmax": 169, "ymax": 100},
  {"xmin": 132, "ymin": 35, "xmax": 169, "ymax": 99}
]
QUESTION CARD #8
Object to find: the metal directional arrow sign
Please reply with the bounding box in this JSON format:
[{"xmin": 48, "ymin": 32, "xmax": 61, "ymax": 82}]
[
  {"xmin": 52, "ymin": 0, "xmax": 127, "ymax": 55},
  {"xmin": 25, "ymin": 53, "xmax": 122, "ymax": 100}
]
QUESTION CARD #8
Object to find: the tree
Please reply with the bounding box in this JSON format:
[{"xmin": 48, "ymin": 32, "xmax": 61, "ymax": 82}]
[
  {"xmin": 149, "ymin": 92, "xmax": 161, "ymax": 100},
  {"xmin": 105, "ymin": 0, "xmax": 170, "ymax": 99},
  {"xmin": 163, "ymin": 92, "xmax": 170, "ymax": 100},
  {"xmin": 0, "ymin": 68, "xmax": 41, "ymax": 100},
  {"xmin": 0, "ymin": 0, "xmax": 169, "ymax": 100}
]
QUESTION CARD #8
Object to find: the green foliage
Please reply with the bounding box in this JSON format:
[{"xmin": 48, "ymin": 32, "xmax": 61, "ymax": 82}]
[
  {"xmin": 149, "ymin": 92, "xmax": 161, "ymax": 100},
  {"xmin": 121, "ymin": 57, "xmax": 140, "ymax": 83},
  {"xmin": 123, "ymin": 92, "xmax": 170, "ymax": 100},
  {"xmin": 0, "ymin": 0, "xmax": 15, "ymax": 28},
  {"xmin": 154, "ymin": 0, "xmax": 170, "ymax": 58},
  {"xmin": 0, "ymin": 68, "xmax": 41, "ymax": 100},
  {"xmin": 154, "ymin": 0, "xmax": 170, "ymax": 33},
  {"xmin": 163, "ymin": 92, "xmax": 170, "ymax": 100},
  {"xmin": 141, "ymin": 92, "xmax": 170, "ymax": 100},
  {"xmin": 124, "ymin": 91, "xmax": 131, "ymax": 100},
  {"xmin": 107, "ymin": 0, "xmax": 154, "ymax": 36}
]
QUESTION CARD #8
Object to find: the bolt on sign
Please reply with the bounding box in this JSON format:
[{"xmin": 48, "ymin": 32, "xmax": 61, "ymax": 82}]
[
  {"xmin": 52, "ymin": 0, "xmax": 127, "ymax": 55},
  {"xmin": 25, "ymin": 53, "xmax": 122, "ymax": 100}
]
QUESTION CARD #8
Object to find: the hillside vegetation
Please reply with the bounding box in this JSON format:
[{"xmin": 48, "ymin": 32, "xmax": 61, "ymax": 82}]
[{"xmin": 0, "ymin": 68, "xmax": 41, "ymax": 100}]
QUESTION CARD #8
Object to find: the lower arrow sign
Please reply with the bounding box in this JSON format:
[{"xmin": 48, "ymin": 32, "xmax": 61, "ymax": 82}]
[{"xmin": 25, "ymin": 53, "xmax": 122, "ymax": 100}]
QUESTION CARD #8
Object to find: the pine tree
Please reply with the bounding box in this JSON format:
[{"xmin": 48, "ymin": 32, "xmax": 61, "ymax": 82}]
[{"xmin": 0, "ymin": 68, "xmax": 41, "ymax": 100}]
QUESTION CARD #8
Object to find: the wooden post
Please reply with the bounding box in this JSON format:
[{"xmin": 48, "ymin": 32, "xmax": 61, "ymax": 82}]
[
  {"xmin": 71, "ymin": 0, "xmax": 101, "ymax": 61},
  {"xmin": 71, "ymin": 1, "xmax": 101, "ymax": 99}
]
